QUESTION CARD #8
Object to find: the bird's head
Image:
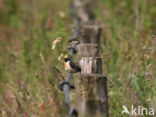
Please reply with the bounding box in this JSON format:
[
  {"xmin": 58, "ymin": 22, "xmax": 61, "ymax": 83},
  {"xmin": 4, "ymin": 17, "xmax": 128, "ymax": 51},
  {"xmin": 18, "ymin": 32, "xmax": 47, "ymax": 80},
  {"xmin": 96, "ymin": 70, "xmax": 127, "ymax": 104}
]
[{"xmin": 64, "ymin": 58, "xmax": 71, "ymax": 62}]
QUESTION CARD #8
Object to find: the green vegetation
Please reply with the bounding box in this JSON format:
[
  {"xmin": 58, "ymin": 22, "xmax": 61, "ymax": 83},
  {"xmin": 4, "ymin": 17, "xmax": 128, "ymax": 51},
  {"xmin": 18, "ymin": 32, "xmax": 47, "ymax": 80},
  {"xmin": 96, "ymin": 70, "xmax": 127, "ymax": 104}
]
[
  {"xmin": 97, "ymin": 0, "xmax": 156, "ymax": 116},
  {"xmin": 0, "ymin": 0, "xmax": 155, "ymax": 116}
]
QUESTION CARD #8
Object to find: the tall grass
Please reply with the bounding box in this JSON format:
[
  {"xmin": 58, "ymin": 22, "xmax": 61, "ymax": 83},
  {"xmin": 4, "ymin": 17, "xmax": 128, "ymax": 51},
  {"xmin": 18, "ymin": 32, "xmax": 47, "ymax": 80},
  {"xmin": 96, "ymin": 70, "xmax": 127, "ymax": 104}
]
[
  {"xmin": 0, "ymin": 0, "xmax": 71, "ymax": 116},
  {"xmin": 97, "ymin": 0, "xmax": 156, "ymax": 116},
  {"xmin": 0, "ymin": 0, "xmax": 155, "ymax": 116}
]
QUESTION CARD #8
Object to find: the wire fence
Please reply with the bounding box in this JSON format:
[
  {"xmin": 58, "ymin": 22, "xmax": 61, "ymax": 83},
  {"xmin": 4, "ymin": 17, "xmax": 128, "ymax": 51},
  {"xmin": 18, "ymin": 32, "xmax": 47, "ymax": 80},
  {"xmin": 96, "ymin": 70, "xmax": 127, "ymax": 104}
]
[{"xmin": 59, "ymin": 3, "xmax": 79, "ymax": 117}]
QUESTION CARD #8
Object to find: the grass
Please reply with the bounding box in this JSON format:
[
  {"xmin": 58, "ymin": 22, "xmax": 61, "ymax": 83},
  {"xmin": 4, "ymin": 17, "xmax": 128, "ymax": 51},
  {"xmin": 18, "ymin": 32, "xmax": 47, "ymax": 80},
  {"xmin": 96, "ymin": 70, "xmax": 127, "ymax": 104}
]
[
  {"xmin": 0, "ymin": 0, "xmax": 71, "ymax": 116},
  {"xmin": 97, "ymin": 0, "xmax": 156, "ymax": 116},
  {"xmin": 0, "ymin": 0, "xmax": 156, "ymax": 117}
]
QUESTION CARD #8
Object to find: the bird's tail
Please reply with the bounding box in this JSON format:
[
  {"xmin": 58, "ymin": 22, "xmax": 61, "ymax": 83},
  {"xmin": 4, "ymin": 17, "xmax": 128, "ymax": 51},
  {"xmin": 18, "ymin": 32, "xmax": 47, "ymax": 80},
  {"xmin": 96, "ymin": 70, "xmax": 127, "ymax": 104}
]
[{"xmin": 76, "ymin": 66, "xmax": 81, "ymax": 72}]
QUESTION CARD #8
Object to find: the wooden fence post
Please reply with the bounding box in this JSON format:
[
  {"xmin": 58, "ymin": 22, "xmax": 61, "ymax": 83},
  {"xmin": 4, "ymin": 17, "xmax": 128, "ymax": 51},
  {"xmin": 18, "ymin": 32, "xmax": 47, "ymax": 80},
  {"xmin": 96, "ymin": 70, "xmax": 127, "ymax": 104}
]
[{"xmin": 73, "ymin": 0, "xmax": 108, "ymax": 116}]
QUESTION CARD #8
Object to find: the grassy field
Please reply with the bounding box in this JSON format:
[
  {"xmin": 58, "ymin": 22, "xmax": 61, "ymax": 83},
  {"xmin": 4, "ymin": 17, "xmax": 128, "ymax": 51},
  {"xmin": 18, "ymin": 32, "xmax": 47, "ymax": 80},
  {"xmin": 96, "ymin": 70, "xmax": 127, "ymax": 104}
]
[
  {"xmin": 0, "ymin": 0, "xmax": 156, "ymax": 117},
  {"xmin": 97, "ymin": 0, "xmax": 156, "ymax": 116}
]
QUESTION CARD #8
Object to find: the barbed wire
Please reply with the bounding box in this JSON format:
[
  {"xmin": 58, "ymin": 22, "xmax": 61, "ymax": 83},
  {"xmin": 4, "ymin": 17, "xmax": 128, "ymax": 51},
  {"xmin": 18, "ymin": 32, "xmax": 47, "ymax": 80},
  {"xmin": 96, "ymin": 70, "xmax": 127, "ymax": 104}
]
[{"xmin": 59, "ymin": 3, "xmax": 79, "ymax": 117}]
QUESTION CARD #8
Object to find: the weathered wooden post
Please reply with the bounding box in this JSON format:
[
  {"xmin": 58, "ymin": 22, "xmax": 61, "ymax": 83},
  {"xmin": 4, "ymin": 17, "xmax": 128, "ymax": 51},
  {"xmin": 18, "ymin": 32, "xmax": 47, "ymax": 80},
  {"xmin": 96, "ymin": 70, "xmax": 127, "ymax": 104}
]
[{"xmin": 73, "ymin": 0, "xmax": 108, "ymax": 116}]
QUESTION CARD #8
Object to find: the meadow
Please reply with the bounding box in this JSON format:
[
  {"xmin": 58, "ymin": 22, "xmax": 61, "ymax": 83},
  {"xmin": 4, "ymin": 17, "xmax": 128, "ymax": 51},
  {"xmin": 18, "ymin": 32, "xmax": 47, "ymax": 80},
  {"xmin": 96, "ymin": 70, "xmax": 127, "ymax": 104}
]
[{"xmin": 0, "ymin": 0, "xmax": 155, "ymax": 116}]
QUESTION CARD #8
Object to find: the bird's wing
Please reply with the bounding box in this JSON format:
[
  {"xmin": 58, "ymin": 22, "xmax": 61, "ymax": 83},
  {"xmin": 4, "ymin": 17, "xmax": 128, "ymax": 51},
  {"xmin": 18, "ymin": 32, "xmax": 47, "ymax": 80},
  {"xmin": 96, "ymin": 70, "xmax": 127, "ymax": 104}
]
[{"xmin": 69, "ymin": 61, "xmax": 80, "ymax": 71}]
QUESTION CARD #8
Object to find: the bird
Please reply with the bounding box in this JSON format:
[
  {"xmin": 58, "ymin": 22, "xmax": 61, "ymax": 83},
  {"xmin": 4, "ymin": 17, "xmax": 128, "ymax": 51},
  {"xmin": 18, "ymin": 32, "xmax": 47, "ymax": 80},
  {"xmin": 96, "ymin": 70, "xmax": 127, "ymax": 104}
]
[
  {"xmin": 69, "ymin": 38, "xmax": 80, "ymax": 45},
  {"xmin": 64, "ymin": 58, "xmax": 81, "ymax": 73}
]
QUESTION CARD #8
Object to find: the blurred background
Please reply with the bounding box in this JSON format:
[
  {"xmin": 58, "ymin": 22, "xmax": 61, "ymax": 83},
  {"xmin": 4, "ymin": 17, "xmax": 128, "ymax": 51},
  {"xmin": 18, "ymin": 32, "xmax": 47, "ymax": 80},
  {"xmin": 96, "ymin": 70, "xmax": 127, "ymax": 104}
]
[{"xmin": 0, "ymin": 0, "xmax": 156, "ymax": 116}]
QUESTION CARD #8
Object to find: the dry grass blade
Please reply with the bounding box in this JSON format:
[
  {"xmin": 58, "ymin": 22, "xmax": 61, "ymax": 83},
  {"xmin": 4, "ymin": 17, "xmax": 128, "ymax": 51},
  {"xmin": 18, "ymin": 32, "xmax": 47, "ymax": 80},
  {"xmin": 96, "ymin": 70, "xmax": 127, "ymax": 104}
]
[{"xmin": 51, "ymin": 37, "xmax": 62, "ymax": 50}]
